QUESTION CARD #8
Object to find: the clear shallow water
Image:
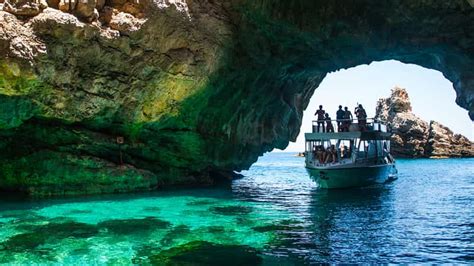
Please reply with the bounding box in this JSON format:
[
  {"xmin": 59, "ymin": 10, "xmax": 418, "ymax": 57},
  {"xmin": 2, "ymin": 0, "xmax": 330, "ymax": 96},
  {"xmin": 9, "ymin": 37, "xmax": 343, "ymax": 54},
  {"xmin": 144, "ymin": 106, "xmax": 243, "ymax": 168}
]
[{"xmin": 0, "ymin": 153, "xmax": 473, "ymax": 264}]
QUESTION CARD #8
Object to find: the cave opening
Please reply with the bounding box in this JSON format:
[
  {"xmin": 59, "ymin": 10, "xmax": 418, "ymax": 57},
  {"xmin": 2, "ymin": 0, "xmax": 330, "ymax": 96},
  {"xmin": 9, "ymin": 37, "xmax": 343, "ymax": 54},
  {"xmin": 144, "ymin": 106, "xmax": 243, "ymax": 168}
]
[{"xmin": 282, "ymin": 60, "xmax": 473, "ymax": 153}]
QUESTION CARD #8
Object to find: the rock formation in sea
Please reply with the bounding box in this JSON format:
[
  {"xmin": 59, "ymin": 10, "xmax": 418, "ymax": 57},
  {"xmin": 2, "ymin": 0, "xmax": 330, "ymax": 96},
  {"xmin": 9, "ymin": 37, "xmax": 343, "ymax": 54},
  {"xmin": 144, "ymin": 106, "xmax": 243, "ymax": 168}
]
[
  {"xmin": 375, "ymin": 87, "xmax": 474, "ymax": 158},
  {"xmin": 0, "ymin": 1, "xmax": 473, "ymax": 195}
]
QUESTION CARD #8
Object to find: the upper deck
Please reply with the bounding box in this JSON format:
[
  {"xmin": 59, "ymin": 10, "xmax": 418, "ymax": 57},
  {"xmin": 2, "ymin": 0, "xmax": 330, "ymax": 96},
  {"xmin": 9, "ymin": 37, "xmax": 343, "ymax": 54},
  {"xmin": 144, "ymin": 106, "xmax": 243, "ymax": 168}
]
[
  {"xmin": 306, "ymin": 118, "xmax": 392, "ymax": 141},
  {"xmin": 305, "ymin": 131, "xmax": 392, "ymax": 141}
]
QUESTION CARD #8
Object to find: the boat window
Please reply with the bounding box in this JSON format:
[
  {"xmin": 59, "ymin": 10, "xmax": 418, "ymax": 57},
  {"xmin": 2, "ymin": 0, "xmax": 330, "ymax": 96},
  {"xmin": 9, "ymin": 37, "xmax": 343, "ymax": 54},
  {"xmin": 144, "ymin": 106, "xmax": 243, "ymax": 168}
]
[
  {"xmin": 357, "ymin": 140, "xmax": 367, "ymax": 152},
  {"xmin": 366, "ymin": 140, "xmax": 377, "ymax": 158}
]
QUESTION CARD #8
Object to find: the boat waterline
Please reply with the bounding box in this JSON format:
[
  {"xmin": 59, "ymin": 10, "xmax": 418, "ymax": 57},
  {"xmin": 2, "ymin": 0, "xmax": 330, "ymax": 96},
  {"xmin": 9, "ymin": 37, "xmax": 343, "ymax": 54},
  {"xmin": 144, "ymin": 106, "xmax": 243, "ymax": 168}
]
[{"xmin": 306, "ymin": 164, "xmax": 397, "ymax": 188}]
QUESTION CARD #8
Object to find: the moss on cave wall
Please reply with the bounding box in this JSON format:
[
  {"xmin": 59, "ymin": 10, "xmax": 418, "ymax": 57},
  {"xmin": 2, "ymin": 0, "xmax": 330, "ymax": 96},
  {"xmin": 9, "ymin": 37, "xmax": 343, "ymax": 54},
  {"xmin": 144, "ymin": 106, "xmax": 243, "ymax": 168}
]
[{"xmin": 0, "ymin": 61, "xmax": 39, "ymax": 129}]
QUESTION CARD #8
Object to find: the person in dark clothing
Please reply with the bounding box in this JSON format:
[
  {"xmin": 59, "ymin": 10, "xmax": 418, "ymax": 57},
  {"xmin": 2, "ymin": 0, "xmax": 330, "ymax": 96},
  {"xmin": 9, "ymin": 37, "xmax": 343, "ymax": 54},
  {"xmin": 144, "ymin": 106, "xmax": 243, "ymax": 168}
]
[
  {"xmin": 355, "ymin": 104, "xmax": 367, "ymax": 131},
  {"xmin": 314, "ymin": 105, "xmax": 326, "ymax": 132},
  {"xmin": 325, "ymin": 113, "xmax": 335, "ymax": 133},
  {"xmin": 336, "ymin": 105, "xmax": 345, "ymax": 132},
  {"xmin": 325, "ymin": 145, "xmax": 337, "ymax": 163},
  {"xmin": 342, "ymin": 106, "xmax": 353, "ymax": 132}
]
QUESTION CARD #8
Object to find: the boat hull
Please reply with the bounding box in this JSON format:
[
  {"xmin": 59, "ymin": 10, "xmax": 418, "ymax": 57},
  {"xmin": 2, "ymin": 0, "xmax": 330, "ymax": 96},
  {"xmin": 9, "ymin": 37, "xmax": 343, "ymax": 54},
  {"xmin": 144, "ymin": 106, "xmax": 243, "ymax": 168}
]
[{"xmin": 306, "ymin": 164, "xmax": 397, "ymax": 189}]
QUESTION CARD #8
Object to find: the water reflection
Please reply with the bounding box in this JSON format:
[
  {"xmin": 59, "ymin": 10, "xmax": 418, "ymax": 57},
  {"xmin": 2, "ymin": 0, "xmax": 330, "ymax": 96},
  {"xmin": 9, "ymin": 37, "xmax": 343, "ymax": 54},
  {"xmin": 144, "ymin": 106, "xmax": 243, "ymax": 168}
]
[{"xmin": 306, "ymin": 186, "xmax": 394, "ymax": 263}]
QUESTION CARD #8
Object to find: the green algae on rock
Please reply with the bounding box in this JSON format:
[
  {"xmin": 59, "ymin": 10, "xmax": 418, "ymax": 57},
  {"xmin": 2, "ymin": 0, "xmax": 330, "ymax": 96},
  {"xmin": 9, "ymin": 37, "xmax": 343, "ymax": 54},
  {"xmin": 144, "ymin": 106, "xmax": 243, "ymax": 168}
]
[
  {"xmin": 2, "ymin": 221, "xmax": 99, "ymax": 253},
  {"xmin": 0, "ymin": 1, "xmax": 473, "ymax": 195},
  {"xmin": 145, "ymin": 241, "xmax": 263, "ymax": 266},
  {"xmin": 210, "ymin": 205, "xmax": 254, "ymax": 216},
  {"xmin": 97, "ymin": 217, "xmax": 171, "ymax": 235}
]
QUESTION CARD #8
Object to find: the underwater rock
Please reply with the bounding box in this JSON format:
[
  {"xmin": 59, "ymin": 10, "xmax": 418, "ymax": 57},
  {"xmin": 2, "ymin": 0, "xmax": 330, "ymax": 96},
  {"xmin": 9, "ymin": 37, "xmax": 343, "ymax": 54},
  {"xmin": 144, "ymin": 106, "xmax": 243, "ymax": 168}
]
[
  {"xmin": 160, "ymin": 224, "xmax": 191, "ymax": 246},
  {"xmin": 210, "ymin": 205, "xmax": 253, "ymax": 216},
  {"xmin": 206, "ymin": 225, "xmax": 226, "ymax": 234},
  {"xmin": 1, "ymin": 232, "xmax": 47, "ymax": 251},
  {"xmin": 0, "ymin": 1, "xmax": 473, "ymax": 195},
  {"xmin": 67, "ymin": 209, "xmax": 93, "ymax": 214},
  {"xmin": 97, "ymin": 217, "xmax": 171, "ymax": 234},
  {"xmin": 146, "ymin": 241, "xmax": 263, "ymax": 266},
  {"xmin": 2, "ymin": 221, "xmax": 99, "ymax": 252},
  {"xmin": 15, "ymin": 221, "xmax": 99, "ymax": 238},
  {"xmin": 376, "ymin": 87, "xmax": 473, "ymax": 158},
  {"xmin": 142, "ymin": 206, "xmax": 161, "ymax": 212},
  {"xmin": 186, "ymin": 199, "xmax": 216, "ymax": 206}
]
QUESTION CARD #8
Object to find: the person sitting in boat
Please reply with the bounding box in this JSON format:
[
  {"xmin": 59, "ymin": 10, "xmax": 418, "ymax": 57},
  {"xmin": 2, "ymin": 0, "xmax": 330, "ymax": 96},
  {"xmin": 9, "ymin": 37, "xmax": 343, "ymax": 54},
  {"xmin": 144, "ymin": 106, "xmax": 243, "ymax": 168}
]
[
  {"xmin": 336, "ymin": 105, "xmax": 344, "ymax": 132},
  {"xmin": 313, "ymin": 145, "xmax": 321, "ymax": 160},
  {"xmin": 324, "ymin": 113, "xmax": 335, "ymax": 133},
  {"xmin": 317, "ymin": 145, "xmax": 325, "ymax": 163},
  {"xmin": 339, "ymin": 144, "xmax": 345, "ymax": 158},
  {"xmin": 324, "ymin": 145, "xmax": 337, "ymax": 164},
  {"xmin": 340, "ymin": 145, "xmax": 350, "ymax": 158},
  {"xmin": 314, "ymin": 105, "xmax": 326, "ymax": 132},
  {"xmin": 355, "ymin": 104, "xmax": 367, "ymax": 131},
  {"xmin": 342, "ymin": 106, "xmax": 353, "ymax": 132}
]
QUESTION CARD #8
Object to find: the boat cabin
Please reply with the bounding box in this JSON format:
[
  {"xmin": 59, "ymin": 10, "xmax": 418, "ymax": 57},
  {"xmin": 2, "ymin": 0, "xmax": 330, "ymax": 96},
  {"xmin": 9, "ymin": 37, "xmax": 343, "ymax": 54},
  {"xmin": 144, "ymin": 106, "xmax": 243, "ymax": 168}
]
[{"xmin": 305, "ymin": 119, "xmax": 394, "ymax": 168}]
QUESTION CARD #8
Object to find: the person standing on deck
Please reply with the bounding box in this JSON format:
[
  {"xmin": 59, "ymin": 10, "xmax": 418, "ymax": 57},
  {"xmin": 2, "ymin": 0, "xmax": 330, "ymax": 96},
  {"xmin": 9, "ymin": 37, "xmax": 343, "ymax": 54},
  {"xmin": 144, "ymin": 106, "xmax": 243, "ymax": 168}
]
[
  {"xmin": 314, "ymin": 105, "xmax": 326, "ymax": 132},
  {"xmin": 355, "ymin": 104, "xmax": 367, "ymax": 131},
  {"xmin": 336, "ymin": 105, "xmax": 345, "ymax": 132},
  {"xmin": 325, "ymin": 113, "xmax": 335, "ymax": 133},
  {"xmin": 342, "ymin": 106, "xmax": 353, "ymax": 132}
]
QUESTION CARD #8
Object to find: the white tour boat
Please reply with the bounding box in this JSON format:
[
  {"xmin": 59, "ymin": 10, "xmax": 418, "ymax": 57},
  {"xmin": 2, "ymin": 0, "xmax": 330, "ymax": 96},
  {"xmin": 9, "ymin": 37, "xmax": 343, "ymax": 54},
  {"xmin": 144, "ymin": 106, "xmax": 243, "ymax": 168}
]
[{"xmin": 305, "ymin": 119, "xmax": 397, "ymax": 189}]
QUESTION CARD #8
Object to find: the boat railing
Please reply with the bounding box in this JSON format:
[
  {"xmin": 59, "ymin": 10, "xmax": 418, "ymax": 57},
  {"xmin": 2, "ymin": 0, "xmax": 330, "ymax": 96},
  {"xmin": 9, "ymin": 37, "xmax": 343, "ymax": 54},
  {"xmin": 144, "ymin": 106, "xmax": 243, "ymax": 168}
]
[{"xmin": 311, "ymin": 117, "xmax": 389, "ymax": 133}]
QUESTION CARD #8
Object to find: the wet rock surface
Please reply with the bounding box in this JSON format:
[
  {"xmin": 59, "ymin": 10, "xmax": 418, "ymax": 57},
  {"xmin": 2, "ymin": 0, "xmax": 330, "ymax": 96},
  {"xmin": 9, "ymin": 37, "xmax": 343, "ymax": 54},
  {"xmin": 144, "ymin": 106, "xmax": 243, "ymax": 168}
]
[
  {"xmin": 376, "ymin": 87, "xmax": 473, "ymax": 158},
  {"xmin": 0, "ymin": 1, "xmax": 473, "ymax": 195}
]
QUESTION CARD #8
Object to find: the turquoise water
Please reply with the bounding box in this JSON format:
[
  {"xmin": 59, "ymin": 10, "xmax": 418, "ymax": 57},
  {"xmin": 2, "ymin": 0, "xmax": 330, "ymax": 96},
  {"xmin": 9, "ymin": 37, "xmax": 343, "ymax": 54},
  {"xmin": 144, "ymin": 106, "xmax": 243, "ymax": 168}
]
[{"xmin": 0, "ymin": 153, "xmax": 473, "ymax": 264}]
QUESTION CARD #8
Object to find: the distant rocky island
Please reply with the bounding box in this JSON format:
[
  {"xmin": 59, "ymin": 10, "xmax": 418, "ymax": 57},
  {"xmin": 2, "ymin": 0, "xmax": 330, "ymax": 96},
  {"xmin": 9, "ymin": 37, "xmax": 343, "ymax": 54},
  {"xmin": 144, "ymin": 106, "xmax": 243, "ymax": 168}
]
[{"xmin": 375, "ymin": 87, "xmax": 474, "ymax": 158}]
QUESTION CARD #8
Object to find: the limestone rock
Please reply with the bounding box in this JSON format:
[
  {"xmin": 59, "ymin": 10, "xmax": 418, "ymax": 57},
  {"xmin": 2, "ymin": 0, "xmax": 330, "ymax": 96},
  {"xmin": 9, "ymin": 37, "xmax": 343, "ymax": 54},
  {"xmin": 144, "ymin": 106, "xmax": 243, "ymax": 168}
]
[
  {"xmin": 426, "ymin": 121, "xmax": 474, "ymax": 157},
  {"xmin": 107, "ymin": 0, "xmax": 126, "ymax": 7},
  {"xmin": 58, "ymin": 0, "xmax": 76, "ymax": 12},
  {"xmin": 58, "ymin": 0, "xmax": 98, "ymax": 21},
  {"xmin": 2, "ymin": 0, "xmax": 47, "ymax": 16},
  {"xmin": 94, "ymin": 0, "xmax": 102, "ymax": 10},
  {"xmin": 98, "ymin": 5, "xmax": 115, "ymax": 24},
  {"xmin": 0, "ymin": 11, "xmax": 46, "ymax": 60},
  {"xmin": 121, "ymin": 2, "xmax": 141, "ymax": 17},
  {"xmin": 45, "ymin": 0, "xmax": 58, "ymax": 8},
  {"xmin": 376, "ymin": 87, "xmax": 473, "ymax": 158},
  {"xmin": 74, "ymin": 0, "xmax": 96, "ymax": 20},
  {"xmin": 108, "ymin": 11, "xmax": 145, "ymax": 34}
]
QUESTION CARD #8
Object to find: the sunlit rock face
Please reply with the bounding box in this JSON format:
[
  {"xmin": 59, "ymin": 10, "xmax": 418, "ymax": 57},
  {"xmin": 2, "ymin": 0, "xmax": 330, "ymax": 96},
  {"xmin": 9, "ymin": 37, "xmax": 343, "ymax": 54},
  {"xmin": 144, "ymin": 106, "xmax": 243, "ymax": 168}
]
[
  {"xmin": 0, "ymin": 0, "xmax": 473, "ymax": 195},
  {"xmin": 376, "ymin": 87, "xmax": 473, "ymax": 158}
]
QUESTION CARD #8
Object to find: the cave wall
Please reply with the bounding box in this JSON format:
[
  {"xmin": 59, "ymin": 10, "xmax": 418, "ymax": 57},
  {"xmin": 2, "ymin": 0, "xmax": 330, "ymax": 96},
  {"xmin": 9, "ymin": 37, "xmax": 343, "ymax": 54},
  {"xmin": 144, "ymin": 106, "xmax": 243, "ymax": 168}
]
[{"xmin": 0, "ymin": 0, "xmax": 473, "ymax": 195}]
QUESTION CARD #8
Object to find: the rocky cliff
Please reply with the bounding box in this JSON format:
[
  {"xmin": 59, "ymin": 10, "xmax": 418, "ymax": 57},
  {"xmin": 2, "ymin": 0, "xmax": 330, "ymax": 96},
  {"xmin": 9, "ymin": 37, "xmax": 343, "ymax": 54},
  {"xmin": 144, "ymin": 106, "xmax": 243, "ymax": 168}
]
[
  {"xmin": 0, "ymin": 1, "xmax": 473, "ymax": 195},
  {"xmin": 375, "ymin": 87, "xmax": 473, "ymax": 158}
]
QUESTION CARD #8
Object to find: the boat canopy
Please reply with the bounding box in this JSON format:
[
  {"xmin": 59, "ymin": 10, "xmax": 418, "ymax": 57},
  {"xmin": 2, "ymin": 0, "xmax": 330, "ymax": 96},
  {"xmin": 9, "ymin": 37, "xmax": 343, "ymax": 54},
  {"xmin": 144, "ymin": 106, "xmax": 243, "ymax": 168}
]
[{"xmin": 305, "ymin": 131, "xmax": 392, "ymax": 141}]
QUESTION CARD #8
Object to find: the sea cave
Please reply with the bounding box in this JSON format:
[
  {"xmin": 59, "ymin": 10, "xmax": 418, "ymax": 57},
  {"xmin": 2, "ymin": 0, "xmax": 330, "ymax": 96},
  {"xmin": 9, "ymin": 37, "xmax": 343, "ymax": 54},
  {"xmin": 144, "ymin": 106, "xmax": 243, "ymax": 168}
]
[{"xmin": 0, "ymin": 0, "xmax": 473, "ymax": 196}]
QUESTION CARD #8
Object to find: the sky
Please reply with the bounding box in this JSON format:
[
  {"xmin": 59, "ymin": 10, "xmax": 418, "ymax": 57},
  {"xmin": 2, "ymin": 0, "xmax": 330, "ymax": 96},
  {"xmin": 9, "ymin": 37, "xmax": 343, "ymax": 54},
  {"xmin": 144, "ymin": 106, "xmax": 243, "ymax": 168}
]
[{"xmin": 283, "ymin": 60, "xmax": 474, "ymax": 152}]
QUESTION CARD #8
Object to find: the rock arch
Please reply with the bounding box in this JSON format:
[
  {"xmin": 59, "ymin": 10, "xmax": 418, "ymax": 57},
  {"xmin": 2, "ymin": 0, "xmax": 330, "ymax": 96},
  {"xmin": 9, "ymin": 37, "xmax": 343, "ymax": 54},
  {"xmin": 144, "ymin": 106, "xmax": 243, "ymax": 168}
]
[{"xmin": 0, "ymin": 0, "xmax": 472, "ymax": 195}]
